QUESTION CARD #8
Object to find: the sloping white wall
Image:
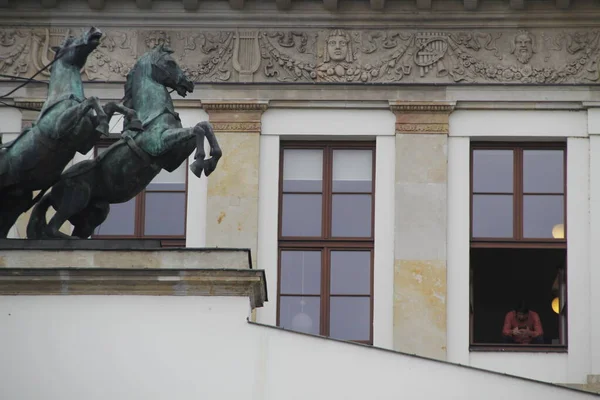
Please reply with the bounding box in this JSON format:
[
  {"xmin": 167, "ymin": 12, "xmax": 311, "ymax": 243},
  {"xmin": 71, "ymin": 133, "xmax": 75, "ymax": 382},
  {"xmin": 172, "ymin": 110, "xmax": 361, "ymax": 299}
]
[{"xmin": 0, "ymin": 295, "xmax": 593, "ymax": 400}]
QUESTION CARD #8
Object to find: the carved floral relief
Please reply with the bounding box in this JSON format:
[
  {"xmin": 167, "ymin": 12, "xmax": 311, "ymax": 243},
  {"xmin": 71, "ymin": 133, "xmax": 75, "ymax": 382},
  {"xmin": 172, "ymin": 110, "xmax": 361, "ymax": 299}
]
[{"xmin": 1, "ymin": 26, "xmax": 600, "ymax": 85}]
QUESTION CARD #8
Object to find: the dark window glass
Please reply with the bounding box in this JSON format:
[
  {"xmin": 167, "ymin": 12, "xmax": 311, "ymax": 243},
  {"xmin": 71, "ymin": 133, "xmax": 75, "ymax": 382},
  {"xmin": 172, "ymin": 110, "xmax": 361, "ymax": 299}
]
[
  {"xmin": 523, "ymin": 150, "xmax": 564, "ymax": 194},
  {"xmin": 281, "ymin": 194, "xmax": 322, "ymax": 237},
  {"xmin": 280, "ymin": 251, "xmax": 322, "ymax": 295},
  {"xmin": 144, "ymin": 192, "xmax": 186, "ymax": 236},
  {"xmin": 330, "ymin": 251, "xmax": 371, "ymax": 295},
  {"xmin": 94, "ymin": 199, "xmax": 136, "ymax": 235},
  {"xmin": 473, "ymin": 150, "xmax": 513, "ymax": 193},
  {"xmin": 523, "ymin": 195, "xmax": 564, "ymax": 239},
  {"xmin": 279, "ymin": 296, "xmax": 321, "ymax": 335},
  {"xmin": 472, "ymin": 194, "xmax": 513, "ymax": 238},
  {"xmin": 329, "ymin": 297, "xmax": 371, "ymax": 341},
  {"xmin": 331, "ymin": 194, "xmax": 372, "ymax": 237}
]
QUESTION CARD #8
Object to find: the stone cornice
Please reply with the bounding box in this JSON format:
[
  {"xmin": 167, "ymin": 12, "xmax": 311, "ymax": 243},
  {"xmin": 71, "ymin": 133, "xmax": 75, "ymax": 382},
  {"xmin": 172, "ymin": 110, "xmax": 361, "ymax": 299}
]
[
  {"xmin": 0, "ymin": 268, "xmax": 267, "ymax": 308},
  {"xmin": 202, "ymin": 101, "xmax": 269, "ymax": 112},
  {"xmin": 390, "ymin": 101, "xmax": 456, "ymax": 113},
  {"xmin": 0, "ymin": 1, "xmax": 598, "ymax": 29},
  {"xmin": 0, "ymin": 0, "xmax": 579, "ymax": 12}
]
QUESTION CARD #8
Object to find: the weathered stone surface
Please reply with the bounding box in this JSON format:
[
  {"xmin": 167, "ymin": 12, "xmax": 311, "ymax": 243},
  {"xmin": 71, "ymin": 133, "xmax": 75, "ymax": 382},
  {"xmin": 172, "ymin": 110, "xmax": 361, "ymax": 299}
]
[
  {"xmin": 0, "ymin": 248, "xmax": 251, "ymax": 269},
  {"xmin": 205, "ymin": 131, "xmax": 260, "ymax": 263},
  {"xmin": 395, "ymin": 134, "xmax": 447, "ymax": 184},
  {"xmin": 395, "ymin": 183, "xmax": 447, "ymax": 260},
  {"xmin": 1, "ymin": 27, "xmax": 599, "ymax": 85},
  {"xmin": 0, "ymin": 268, "xmax": 267, "ymax": 308},
  {"xmin": 393, "ymin": 259, "xmax": 447, "ymax": 360},
  {"xmin": 393, "ymin": 115, "xmax": 449, "ymax": 360},
  {"xmin": 203, "ymin": 102, "xmax": 264, "ymax": 265}
]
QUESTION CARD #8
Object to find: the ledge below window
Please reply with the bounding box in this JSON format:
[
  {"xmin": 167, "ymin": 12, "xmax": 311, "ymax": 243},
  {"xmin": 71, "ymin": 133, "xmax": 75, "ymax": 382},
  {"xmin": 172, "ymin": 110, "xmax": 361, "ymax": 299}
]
[{"xmin": 470, "ymin": 344, "xmax": 568, "ymax": 353}]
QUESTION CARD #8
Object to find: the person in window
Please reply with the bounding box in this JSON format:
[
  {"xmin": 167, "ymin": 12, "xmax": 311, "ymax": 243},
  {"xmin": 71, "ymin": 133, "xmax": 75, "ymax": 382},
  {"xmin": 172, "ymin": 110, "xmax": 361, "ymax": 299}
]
[{"xmin": 502, "ymin": 301, "xmax": 544, "ymax": 344}]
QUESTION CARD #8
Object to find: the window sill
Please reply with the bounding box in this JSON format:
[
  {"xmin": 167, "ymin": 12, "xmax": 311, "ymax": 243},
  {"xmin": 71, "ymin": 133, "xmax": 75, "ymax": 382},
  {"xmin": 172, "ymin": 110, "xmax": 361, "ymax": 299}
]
[{"xmin": 470, "ymin": 344, "xmax": 567, "ymax": 353}]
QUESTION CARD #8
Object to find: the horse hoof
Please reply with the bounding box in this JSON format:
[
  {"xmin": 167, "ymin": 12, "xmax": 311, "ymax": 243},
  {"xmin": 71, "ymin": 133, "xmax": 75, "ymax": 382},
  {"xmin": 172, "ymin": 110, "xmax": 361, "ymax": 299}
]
[
  {"xmin": 190, "ymin": 159, "xmax": 204, "ymax": 177},
  {"xmin": 129, "ymin": 119, "xmax": 143, "ymax": 132},
  {"xmin": 96, "ymin": 122, "xmax": 109, "ymax": 135}
]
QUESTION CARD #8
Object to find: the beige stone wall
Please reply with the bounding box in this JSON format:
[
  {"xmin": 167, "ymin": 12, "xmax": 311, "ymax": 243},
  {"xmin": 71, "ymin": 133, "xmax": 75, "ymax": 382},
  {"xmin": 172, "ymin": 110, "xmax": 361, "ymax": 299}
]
[
  {"xmin": 203, "ymin": 102, "xmax": 267, "ymax": 267},
  {"xmin": 391, "ymin": 102, "xmax": 453, "ymax": 360}
]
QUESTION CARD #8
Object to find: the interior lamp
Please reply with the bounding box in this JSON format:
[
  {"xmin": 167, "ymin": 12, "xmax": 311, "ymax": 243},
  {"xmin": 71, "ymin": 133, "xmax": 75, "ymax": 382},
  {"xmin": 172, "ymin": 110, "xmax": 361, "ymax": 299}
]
[
  {"xmin": 552, "ymin": 224, "xmax": 565, "ymax": 239},
  {"xmin": 552, "ymin": 297, "xmax": 560, "ymax": 314},
  {"xmin": 291, "ymin": 253, "xmax": 313, "ymax": 334},
  {"xmin": 291, "ymin": 309, "xmax": 313, "ymax": 333}
]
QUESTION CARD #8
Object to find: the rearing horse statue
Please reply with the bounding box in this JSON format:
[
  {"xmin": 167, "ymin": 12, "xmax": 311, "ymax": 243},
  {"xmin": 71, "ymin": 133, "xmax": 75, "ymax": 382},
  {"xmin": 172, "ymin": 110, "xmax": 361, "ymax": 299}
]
[
  {"xmin": 0, "ymin": 27, "xmax": 141, "ymax": 238},
  {"xmin": 27, "ymin": 44, "xmax": 221, "ymax": 239}
]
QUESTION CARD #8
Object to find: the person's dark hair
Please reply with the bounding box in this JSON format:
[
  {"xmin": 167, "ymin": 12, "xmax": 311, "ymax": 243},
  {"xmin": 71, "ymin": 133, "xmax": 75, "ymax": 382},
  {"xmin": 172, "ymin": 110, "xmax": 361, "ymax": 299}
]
[{"xmin": 515, "ymin": 300, "xmax": 529, "ymax": 314}]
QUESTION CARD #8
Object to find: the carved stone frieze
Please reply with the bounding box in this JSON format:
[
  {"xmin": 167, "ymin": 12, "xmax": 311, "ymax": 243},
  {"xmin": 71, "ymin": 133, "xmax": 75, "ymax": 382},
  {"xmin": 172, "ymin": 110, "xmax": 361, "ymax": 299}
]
[
  {"xmin": 391, "ymin": 101, "xmax": 455, "ymax": 135},
  {"xmin": 2, "ymin": 26, "xmax": 600, "ymax": 85},
  {"xmin": 203, "ymin": 101, "xmax": 268, "ymax": 133}
]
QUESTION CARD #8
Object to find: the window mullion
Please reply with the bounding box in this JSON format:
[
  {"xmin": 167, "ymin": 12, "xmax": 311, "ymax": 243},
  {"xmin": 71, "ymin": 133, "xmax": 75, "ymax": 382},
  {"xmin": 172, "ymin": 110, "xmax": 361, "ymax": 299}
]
[
  {"xmin": 323, "ymin": 145, "xmax": 332, "ymax": 240},
  {"xmin": 322, "ymin": 246, "xmax": 330, "ymax": 337},
  {"xmin": 515, "ymin": 147, "xmax": 522, "ymax": 241}
]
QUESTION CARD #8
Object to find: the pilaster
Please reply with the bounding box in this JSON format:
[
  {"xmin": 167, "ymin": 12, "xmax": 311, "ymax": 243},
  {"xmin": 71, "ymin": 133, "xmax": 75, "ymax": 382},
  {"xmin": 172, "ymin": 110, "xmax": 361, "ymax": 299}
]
[
  {"xmin": 587, "ymin": 104, "xmax": 600, "ymax": 375},
  {"xmin": 202, "ymin": 101, "xmax": 268, "ymax": 266},
  {"xmin": 389, "ymin": 100, "xmax": 455, "ymax": 361}
]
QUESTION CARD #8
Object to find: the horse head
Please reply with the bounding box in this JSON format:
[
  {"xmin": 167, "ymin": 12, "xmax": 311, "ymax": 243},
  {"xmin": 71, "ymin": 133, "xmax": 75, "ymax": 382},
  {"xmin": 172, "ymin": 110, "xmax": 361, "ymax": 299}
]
[
  {"xmin": 51, "ymin": 27, "xmax": 103, "ymax": 69},
  {"xmin": 149, "ymin": 44, "xmax": 194, "ymax": 97}
]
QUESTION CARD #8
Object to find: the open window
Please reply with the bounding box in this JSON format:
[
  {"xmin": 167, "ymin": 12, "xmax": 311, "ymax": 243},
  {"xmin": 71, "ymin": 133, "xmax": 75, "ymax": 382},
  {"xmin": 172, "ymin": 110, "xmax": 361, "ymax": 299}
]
[{"xmin": 470, "ymin": 143, "xmax": 567, "ymax": 351}]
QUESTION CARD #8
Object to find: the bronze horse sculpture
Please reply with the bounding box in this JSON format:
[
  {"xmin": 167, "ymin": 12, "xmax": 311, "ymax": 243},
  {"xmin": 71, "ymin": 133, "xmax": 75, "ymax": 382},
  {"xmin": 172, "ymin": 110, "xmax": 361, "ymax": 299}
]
[
  {"xmin": 0, "ymin": 27, "xmax": 141, "ymax": 238},
  {"xmin": 27, "ymin": 44, "xmax": 221, "ymax": 239}
]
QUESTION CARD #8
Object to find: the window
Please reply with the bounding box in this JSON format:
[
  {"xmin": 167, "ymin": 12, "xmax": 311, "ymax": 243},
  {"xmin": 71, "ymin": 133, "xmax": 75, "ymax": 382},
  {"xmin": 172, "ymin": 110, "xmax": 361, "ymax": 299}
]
[
  {"xmin": 470, "ymin": 143, "xmax": 567, "ymax": 350},
  {"xmin": 277, "ymin": 142, "xmax": 375, "ymax": 344},
  {"xmin": 91, "ymin": 141, "xmax": 188, "ymax": 247}
]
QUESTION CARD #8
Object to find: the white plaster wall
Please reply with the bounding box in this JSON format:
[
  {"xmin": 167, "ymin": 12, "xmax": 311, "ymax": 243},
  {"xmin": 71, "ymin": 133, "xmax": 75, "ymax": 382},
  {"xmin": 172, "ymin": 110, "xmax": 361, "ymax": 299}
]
[
  {"xmin": 373, "ymin": 135, "xmax": 395, "ymax": 350},
  {"xmin": 0, "ymin": 295, "xmax": 595, "ymax": 400},
  {"xmin": 589, "ymin": 132, "xmax": 600, "ymax": 375},
  {"xmin": 256, "ymin": 134, "xmax": 279, "ymax": 325},
  {"xmin": 446, "ymin": 136, "xmax": 471, "ymax": 366},
  {"xmin": 450, "ymin": 110, "xmax": 588, "ymax": 137},
  {"xmin": 258, "ymin": 108, "xmax": 396, "ymax": 349},
  {"xmin": 262, "ymin": 108, "xmax": 396, "ymax": 136},
  {"xmin": 447, "ymin": 111, "xmax": 593, "ymax": 384}
]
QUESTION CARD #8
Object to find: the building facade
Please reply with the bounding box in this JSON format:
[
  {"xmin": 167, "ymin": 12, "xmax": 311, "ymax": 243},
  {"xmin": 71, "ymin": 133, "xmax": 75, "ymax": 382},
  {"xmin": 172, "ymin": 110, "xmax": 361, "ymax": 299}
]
[{"xmin": 2, "ymin": 0, "xmax": 600, "ymax": 390}]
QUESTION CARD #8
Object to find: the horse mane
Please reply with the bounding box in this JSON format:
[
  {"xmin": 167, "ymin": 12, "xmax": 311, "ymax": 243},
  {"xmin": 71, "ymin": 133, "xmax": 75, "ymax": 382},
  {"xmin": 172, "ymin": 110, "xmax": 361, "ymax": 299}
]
[{"xmin": 123, "ymin": 44, "xmax": 173, "ymax": 109}]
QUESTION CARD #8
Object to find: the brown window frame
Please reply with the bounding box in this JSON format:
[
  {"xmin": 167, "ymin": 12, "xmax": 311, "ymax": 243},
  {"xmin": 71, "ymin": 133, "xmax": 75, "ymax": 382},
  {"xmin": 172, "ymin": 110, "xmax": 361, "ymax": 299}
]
[
  {"xmin": 469, "ymin": 141, "xmax": 568, "ymax": 353},
  {"xmin": 277, "ymin": 141, "xmax": 375, "ymax": 345},
  {"xmin": 91, "ymin": 138, "xmax": 188, "ymax": 247}
]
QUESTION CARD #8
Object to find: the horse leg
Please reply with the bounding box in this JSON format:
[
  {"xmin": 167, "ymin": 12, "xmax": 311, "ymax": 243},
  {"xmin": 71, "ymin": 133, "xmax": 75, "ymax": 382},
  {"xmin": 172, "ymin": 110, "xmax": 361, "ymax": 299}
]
[
  {"xmin": 69, "ymin": 200, "xmax": 110, "ymax": 239},
  {"xmin": 103, "ymin": 102, "xmax": 142, "ymax": 132},
  {"xmin": 189, "ymin": 124, "xmax": 206, "ymax": 177},
  {"xmin": 198, "ymin": 121, "xmax": 222, "ymax": 177},
  {"xmin": 45, "ymin": 182, "xmax": 92, "ymax": 239},
  {"xmin": 54, "ymin": 97, "xmax": 109, "ymax": 141}
]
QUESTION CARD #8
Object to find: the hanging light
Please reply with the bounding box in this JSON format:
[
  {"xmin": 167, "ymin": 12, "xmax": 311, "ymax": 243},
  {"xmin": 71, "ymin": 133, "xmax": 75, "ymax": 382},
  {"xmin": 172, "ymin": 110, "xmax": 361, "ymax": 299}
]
[
  {"xmin": 292, "ymin": 306, "xmax": 313, "ymax": 333},
  {"xmin": 552, "ymin": 297, "xmax": 560, "ymax": 314},
  {"xmin": 291, "ymin": 253, "xmax": 313, "ymax": 334},
  {"xmin": 552, "ymin": 224, "xmax": 564, "ymax": 239}
]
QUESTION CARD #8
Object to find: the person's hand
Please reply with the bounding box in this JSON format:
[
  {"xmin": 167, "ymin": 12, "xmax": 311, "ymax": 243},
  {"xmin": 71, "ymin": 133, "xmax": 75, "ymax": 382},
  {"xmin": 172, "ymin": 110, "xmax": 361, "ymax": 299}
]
[{"xmin": 512, "ymin": 327, "xmax": 520, "ymax": 336}]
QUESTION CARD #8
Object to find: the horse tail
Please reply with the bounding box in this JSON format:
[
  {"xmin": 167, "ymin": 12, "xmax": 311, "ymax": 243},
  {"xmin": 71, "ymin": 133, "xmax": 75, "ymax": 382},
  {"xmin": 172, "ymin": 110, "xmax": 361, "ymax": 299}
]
[{"xmin": 26, "ymin": 192, "xmax": 53, "ymax": 239}]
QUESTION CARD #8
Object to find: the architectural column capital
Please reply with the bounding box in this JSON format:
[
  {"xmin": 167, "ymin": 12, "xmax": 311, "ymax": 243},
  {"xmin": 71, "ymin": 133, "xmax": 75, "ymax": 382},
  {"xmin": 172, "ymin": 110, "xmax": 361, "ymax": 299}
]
[
  {"xmin": 202, "ymin": 100, "xmax": 269, "ymax": 133},
  {"xmin": 389, "ymin": 101, "xmax": 456, "ymax": 135},
  {"xmin": 584, "ymin": 102, "xmax": 600, "ymax": 136}
]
